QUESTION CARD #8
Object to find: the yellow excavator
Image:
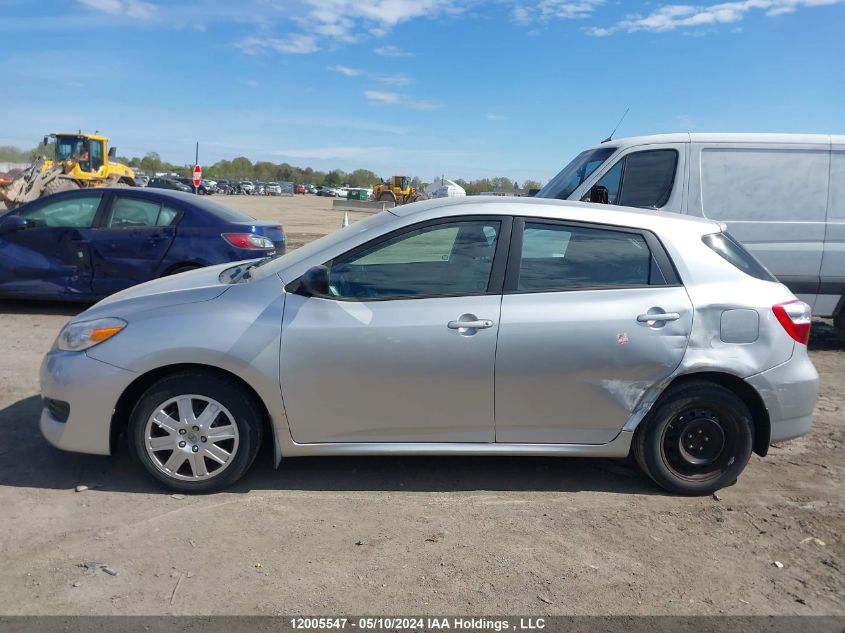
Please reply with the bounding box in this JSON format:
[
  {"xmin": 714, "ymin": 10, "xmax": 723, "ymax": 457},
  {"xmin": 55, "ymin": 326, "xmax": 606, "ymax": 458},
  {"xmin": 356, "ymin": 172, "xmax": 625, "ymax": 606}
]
[
  {"xmin": 1, "ymin": 132, "xmax": 136, "ymax": 209},
  {"xmin": 372, "ymin": 175, "xmax": 427, "ymax": 205}
]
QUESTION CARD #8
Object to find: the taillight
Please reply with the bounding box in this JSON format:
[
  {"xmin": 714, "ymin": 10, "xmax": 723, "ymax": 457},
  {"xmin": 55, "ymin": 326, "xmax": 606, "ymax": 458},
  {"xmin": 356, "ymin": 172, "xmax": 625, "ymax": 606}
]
[
  {"xmin": 772, "ymin": 300, "xmax": 811, "ymax": 345},
  {"xmin": 222, "ymin": 233, "xmax": 274, "ymax": 250}
]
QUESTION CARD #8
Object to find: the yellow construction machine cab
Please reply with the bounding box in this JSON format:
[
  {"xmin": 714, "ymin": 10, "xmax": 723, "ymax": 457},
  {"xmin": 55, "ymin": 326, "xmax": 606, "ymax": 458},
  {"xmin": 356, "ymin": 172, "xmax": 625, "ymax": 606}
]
[
  {"xmin": 43, "ymin": 132, "xmax": 135, "ymax": 183},
  {"xmin": 392, "ymin": 175, "xmax": 410, "ymax": 191}
]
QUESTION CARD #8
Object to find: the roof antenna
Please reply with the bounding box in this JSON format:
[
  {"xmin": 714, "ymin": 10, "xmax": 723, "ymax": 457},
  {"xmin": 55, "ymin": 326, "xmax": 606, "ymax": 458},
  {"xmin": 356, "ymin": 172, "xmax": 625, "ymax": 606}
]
[{"xmin": 602, "ymin": 107, "xmax": 629, "ymax": 143}]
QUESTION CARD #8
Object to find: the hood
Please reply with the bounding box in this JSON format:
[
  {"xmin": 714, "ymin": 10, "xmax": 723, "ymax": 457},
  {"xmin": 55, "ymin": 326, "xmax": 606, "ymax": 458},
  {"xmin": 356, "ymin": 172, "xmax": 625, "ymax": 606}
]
[{"xmin": 80, "ymin": 262, "xmax": 237, "ymax": 320}]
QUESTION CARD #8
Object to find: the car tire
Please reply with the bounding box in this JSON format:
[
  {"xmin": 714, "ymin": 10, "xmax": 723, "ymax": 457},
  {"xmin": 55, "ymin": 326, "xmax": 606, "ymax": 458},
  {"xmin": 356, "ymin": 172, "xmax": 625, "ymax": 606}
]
[
  {"xmin": 128, "ymin": 370, "xmax": 264, "ymax": 493},
  {"xmin": 632, "ymin": 380, "xmax": 754, "ymax": 496}
]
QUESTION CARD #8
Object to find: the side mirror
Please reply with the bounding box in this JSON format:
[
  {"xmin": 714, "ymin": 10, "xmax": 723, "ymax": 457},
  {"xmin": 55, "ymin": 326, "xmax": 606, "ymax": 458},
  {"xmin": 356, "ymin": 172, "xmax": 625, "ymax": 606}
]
[
  {"xmin": 299, "ymin": 265, "xmax": 330, "ymax": 297},
  {"xmin": 0, "ymin": 215, "xmax": 28, "ymax": 235},
  {"xmin": 108, "ymin": 146, "xmax": 116, "ymax": 159},
  {"xmin": 589, "ymin": 185, "xmax": 609, "ymax": 204}
]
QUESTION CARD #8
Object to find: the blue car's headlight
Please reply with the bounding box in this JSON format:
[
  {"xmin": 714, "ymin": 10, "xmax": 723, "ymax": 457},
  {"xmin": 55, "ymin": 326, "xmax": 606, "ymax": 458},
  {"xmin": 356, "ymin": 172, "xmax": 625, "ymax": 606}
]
[{"xmin": 57, "ymin": 318, "xmax": 127, "ymax": 352}]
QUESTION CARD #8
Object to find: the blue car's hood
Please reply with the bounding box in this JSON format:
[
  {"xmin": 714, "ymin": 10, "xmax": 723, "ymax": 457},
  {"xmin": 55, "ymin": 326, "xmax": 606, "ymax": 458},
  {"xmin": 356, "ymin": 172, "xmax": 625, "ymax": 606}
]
[{"xmin": 80, "ymin": 262, "xmax": 236, "ymax": 320}]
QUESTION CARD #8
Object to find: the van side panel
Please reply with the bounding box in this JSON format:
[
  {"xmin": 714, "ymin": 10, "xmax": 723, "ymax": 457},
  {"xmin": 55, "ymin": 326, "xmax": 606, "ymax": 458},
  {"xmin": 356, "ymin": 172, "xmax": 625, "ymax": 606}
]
[
  {"xmin": 687, "ymin": 143, "xmax": 829, "ymax": 309},
  {"xmin": 818, "ymin": 144, "xmax": 845, "ymax": 318}
]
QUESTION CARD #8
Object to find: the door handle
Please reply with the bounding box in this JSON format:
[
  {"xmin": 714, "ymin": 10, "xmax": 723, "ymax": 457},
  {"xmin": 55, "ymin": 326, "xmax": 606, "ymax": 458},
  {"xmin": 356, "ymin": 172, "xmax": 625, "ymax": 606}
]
[
  {"xmin": 637, "ymin": 312, "xmax": 681, "ymax": 323},
  {"xmin": 448, "ymin": 319, "xmax": 494, "ymax": 330}
]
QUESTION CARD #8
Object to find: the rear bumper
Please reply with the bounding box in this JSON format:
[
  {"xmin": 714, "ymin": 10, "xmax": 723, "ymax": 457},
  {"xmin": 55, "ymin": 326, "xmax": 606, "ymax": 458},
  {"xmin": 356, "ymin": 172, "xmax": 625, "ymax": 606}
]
[
  {"xmin": 40, "ymin": 349, "xmax": 137, "ymax": 455},
  {"xmin": 746, "ymin": 352, "xmax": 819, "ymax": 444}
]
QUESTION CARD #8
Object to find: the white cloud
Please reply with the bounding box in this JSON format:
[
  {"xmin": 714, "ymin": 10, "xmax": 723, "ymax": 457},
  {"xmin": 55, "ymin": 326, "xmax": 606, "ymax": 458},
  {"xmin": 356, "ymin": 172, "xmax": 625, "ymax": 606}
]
[
  {"xmin": 539, "ymin": 0, "xmax": 604, "ymax": 19},
  {"xmin": 78, "ymin": 0, "xmax": 156, "ymax": 19},
  {"xmin": 327, "ymin": 65, "xmax": 363, "ymax": 76},
  {"xmin": 235, "ymin": 33, "xmax": 320, "ymax": 55},
  {"xmin": 365, "ymin": 90, "xmax": 403, "ymax": 104},
  {"xmin": 374, "ymin": 44, "xmax": 414, "ymax": 57},
  {"xmin": 586, "ymin": 0, "xmax": 845, "ymax": 35},
  {"xmin": 487, "ymin": 112, "xmax": 508, "ymax": 121},
  {"xmin": 377, "ymin": 74, "xmax": 412, "ymax": 86},
  {"xmin": 243, "ymin": 79, "xmax": 259, "ymax": 88},
  {"xmin": 512, "ymin": 0, "xmax": 603, "ymax": 23},
  {"xmin": 365, "ymin": 90, "xmax": 442, "ymax": 110}
]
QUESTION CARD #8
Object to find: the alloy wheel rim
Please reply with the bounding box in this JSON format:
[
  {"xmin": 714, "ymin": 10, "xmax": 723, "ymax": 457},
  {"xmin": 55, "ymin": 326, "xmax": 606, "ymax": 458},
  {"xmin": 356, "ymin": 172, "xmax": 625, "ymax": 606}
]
[{"xmin": 144, "ymin": 394, "xmax": 240, "ymax": 482}]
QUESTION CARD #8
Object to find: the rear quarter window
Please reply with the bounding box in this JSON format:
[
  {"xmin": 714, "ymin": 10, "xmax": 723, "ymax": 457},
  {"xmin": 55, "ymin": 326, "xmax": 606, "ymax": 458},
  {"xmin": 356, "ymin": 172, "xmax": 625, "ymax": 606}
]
[{"xmin": 702, "ymin": 232, "xmax": 778, "ymax": 282}]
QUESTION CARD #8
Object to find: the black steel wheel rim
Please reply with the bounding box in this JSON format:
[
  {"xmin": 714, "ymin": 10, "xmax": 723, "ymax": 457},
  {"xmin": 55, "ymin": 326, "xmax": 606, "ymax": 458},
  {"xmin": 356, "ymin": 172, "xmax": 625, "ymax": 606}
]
[{"xmin": 661, "ymin": 407, "xmax": 734, "ymax": 481}]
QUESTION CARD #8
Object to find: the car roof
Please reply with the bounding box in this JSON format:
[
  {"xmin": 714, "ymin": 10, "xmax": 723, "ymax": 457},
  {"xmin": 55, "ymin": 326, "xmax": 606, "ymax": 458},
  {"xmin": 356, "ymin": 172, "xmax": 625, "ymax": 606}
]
[
  {"xmin": 582, "ymin": 132, "xmax": 843, "ymax": 151},
  {"xmin": 389, "ymin": 196, "xmax": 722, "ymax": 235}
]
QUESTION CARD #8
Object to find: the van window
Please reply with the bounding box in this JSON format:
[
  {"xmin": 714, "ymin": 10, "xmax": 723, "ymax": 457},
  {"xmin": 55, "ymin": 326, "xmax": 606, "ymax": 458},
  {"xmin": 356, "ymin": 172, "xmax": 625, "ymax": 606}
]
[
  {"xmin": 536, "ymin": 147, "xmax": 616, "ymax": 200},
  {"xmin": 595, "ymin": 149, "xmax": 678, "ymax": 209}
]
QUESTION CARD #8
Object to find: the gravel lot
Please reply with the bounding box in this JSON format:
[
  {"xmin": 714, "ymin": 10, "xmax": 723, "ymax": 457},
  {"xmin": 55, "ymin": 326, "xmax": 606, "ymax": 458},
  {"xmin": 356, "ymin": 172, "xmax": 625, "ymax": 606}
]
[{"xmin": 0, "ymin": 195, "xmax": 843, "ymax": 616}]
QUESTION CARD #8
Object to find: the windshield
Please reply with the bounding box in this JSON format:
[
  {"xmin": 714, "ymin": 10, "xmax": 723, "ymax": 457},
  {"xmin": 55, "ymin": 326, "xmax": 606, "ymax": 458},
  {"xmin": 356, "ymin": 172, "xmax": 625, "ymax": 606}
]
[
  {"xmin": 54, "ymin": 136, "xmax": 88, "ymax": 162},
  {"xmin": 248, "ymin": 211, "xmax": 396, "ymax": 281},
  {"xmin": 535, "ymin": 146, "xmax": 617, "ymax": 200}
]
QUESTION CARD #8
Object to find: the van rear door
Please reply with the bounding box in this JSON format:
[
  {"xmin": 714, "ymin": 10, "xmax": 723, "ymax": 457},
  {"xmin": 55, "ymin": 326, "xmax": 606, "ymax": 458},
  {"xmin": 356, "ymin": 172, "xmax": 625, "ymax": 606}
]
[
  {"xmin": 818, "ymin": 139, "xmax": 845, "ymax": 318},
  {"xmin": 687, "ymin": 139, "xmax": 829, "ymax": 310}
]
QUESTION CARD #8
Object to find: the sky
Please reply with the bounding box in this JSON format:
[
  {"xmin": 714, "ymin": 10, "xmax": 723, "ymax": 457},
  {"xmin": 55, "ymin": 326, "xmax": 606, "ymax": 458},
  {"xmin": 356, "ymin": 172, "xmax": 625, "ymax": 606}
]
[{"xmin": 1, "ymin": 0, "xmax": 843, "ymax": 182}]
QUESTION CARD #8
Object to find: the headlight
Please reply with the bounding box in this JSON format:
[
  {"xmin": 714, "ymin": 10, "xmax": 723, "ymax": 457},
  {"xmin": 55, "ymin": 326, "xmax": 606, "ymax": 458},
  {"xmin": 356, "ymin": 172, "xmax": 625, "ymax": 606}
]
[{"xmin": 57, "ymin": 317, "xmax": 127, "ymax": 352}]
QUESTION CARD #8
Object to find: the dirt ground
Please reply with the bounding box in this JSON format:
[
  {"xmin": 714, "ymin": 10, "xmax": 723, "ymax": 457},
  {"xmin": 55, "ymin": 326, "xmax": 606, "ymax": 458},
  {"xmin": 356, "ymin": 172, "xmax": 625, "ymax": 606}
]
[{"xmin": 0, "ymin": 194, "xmax": 843, "ymax": 616}]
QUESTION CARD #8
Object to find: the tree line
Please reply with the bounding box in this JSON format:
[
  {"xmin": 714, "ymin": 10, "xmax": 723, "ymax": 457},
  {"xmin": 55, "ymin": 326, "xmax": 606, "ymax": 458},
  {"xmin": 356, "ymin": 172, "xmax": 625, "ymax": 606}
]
[{"xmin": 1, "ymin": 145, "xmax": 543, "ymax": 192}]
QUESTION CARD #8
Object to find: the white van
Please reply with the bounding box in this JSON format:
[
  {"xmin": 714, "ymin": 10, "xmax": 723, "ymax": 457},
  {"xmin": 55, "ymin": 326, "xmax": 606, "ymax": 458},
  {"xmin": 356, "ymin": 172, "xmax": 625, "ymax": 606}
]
[{"xmin": 536, "ymin": 133, "xmax": 845, "ymax": 338}]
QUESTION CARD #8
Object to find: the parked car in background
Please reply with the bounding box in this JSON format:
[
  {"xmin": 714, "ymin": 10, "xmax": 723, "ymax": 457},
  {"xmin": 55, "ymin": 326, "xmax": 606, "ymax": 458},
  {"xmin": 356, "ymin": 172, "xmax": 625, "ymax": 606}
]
[
  {"xmin": 175, "ymin": 177, "xmax": 215, "ymax": 195},
  {"xmin": 535, "ymin": 133, "xmax": 845, "ymax": 340},
  {"xmin": 147, "ymin": 177, "xmax": 191, "ymax": 193},
  {"xmin": 135, "ymin": 175, "xmax": 149, "ymax": 187},
  {"xmin": 295, "ymin": 184, "xmax": 306, "ymax": 194},
  {"xmin": 37, "ymin": 197, "xmax": 817, "ymax": 494},
  {"xmin": 306, "ymin": 185, "xmax": 317, "ymax": 194},
  {"xmin": 265, "ymin": 183, "xmax": 282, "ymax": 196},
  {"xmin": 240, "ymin": 181, "xmax": 255, "ymax": 195},
  {"xmin": 0, "ymin": 187, "xmax": 285, "ymax": 301}
]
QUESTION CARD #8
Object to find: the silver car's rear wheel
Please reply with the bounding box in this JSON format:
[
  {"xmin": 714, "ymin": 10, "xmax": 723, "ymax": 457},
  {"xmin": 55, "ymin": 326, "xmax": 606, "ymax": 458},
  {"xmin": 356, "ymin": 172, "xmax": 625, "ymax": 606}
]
[
  {"xmin": 144, "ymin": 395, "xmax": 240, "ymax": 481},
  {"xmin": 633, "ymin": 380, "xmax": 754, "ymax": 495},
  {"xmin": 130, "ymin": 370, "xmax": 264, "ymax": 492}
]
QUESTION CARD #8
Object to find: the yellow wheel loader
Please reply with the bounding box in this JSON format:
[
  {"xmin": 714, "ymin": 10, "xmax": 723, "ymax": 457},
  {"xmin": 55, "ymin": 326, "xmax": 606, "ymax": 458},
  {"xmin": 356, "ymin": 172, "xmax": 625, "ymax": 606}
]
[
  {"xmin": 1, "ymin": 132, "xmax": 136, "ymax": 209},
  {"xmin": 373, "ymin": 175, "xmax": 428, "ymax": 205}
]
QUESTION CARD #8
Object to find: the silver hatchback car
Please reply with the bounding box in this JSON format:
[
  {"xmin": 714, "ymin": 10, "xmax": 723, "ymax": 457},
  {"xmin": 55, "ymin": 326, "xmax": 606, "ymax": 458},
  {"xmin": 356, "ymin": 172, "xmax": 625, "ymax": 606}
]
[{"xmin": 40, "ymin": 197, "xmax": 818, "ymax": 495}]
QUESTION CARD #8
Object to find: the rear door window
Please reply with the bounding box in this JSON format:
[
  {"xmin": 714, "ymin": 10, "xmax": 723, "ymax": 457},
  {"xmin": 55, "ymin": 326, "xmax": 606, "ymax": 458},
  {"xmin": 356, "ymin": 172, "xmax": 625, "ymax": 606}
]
[{"xmin": 515, "ymin": 221, "xmax": 670, "ymax": 292}]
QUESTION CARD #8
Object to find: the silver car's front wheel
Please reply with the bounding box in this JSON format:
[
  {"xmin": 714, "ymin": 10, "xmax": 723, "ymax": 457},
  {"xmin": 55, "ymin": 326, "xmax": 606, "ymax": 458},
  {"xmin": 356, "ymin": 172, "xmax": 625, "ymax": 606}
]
[
  {"xmin": 144, "ymin": 395, "xmax": 240, "ymax": 481},
  {"xmin": 130, "ymin": 371, "xmax": 264, "ymax": 492}
]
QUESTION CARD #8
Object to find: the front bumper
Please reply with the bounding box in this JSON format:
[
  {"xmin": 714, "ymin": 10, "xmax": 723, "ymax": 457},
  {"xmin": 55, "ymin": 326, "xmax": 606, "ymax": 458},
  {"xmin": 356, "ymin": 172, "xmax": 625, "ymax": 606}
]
[
  {"xmin": 746, "ymin": 352, "xmax": 819, "ymax": 444},
  {"xmin": 40, "ymin": 350, "xmax": 138, "ymax": 455}
]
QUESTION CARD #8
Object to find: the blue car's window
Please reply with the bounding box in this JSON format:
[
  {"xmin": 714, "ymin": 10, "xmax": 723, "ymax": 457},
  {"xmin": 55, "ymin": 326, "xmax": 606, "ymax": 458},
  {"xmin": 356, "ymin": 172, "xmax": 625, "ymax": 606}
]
[
  {"xmin": 108, "ymin": 197, "xmax": 160, "ymax": 228},
  {"xmin": 21, "ymin": 193, "xmax": 101, "ymax": 228},
  {"xmin": 107, "ymin": 196, "xmax": 180, "ymax": 228},
  {"xmin": 157, "ymin": 206, "xmax": 179, "ymax": 227}
]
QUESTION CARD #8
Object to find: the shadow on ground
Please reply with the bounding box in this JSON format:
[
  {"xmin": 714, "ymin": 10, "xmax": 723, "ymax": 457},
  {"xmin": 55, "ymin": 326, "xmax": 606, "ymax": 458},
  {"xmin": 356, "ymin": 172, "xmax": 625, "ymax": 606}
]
[
  {"xmin": 0, "ymin": 395, "xmax": 659, "ymax": 497},
  {"xmin": 809, "ymin": 320, "xmax": 844, "ymax": 351},
  {"xmin": 0, "ymin": 299, "xmax": 89, "ymax": 317}
]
